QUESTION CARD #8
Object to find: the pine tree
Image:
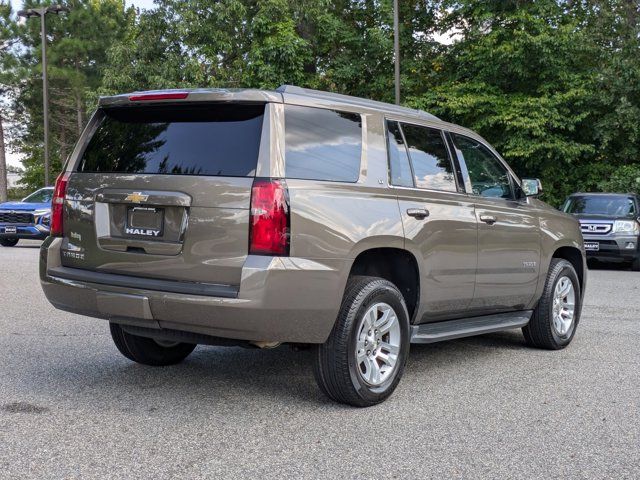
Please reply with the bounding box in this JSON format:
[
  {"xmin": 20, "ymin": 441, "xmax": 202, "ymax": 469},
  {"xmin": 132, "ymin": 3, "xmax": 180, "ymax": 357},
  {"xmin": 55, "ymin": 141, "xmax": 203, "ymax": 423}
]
[
  {"xmin": 12, "ymin": 0, "xmax": 133, "ymax": 189},
  {"xmin": 0, "ymin": 0, "xmax": 17, "ymax": 202}
]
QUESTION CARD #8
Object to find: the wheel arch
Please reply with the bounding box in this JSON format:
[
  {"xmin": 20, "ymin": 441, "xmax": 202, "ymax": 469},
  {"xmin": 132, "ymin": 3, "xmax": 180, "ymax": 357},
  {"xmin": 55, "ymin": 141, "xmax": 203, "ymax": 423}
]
[
  {"xmin": 348, "ymin": 247, "xmax": 420, "ymax": 323},
  {"xmin": 552, "ymin": 246, "xmax": 586, "ymax": 292}
]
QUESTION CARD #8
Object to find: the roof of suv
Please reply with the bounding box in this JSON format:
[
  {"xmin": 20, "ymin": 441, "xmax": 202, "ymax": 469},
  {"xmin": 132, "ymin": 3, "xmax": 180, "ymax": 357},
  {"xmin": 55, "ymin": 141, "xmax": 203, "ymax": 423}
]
[{"xmin": 98, "ymin": 85, "xmax": 441, "ymax": 123}]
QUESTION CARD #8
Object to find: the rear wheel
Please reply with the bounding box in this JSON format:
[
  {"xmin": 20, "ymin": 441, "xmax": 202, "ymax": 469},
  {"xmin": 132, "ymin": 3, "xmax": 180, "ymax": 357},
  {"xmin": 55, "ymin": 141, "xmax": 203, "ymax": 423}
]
[
  {"xmin": 109, "ymin": 323, "xmax": 196, "ymax": 366},
  {"xmin": 314, "ymin": 276, "xmax": 410, "ymax": 407},
  {"xmin": 523, "ymin": 259, "xmax": 581, "ymax": 350},
  {"xmin": 0, "ymin": 238, "xmax": 19, "ymax": 247}
]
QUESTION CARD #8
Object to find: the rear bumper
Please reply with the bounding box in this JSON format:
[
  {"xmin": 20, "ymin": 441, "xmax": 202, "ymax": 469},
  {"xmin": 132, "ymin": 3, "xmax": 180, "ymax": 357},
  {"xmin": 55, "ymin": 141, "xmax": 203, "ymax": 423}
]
[
  {"xmin": 582, "ymin": 234, "xmax": 639, "ymax": 262},
  {"xmin": 0, "ymin": 224, "xmax": 49, "ymax": 240},
  {"xmin": 39, "ymin": 237, "xmax": 348, "ymax": 343}
]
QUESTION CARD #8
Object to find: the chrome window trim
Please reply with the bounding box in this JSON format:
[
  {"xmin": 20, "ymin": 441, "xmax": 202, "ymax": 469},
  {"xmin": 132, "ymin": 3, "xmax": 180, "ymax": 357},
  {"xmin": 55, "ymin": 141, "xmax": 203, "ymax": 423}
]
[
  {"xmin": 383, "ymin": 117, "xmax": 462, "ymax": 194},
  {"xmin": 447, "ymin": 131, "xmax": 523, "ymax": 202}
]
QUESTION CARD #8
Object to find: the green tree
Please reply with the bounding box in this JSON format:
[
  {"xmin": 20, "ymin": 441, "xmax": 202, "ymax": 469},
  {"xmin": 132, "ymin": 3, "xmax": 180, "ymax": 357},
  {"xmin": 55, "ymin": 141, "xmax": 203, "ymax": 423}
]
[
  {"xmin": 407, "ymin": 0, "xmax": 640, "ymax": 205},
  {"xmin": 0, "ymin": 0, "xmax": 18, "ymax": 202},
  {"xmin": 407, "ymin": 0, "xmax": 603, "ymax": 205},
  {"xmin": 101, "ymin": 0, "xmax": 441, "ymax": 102},
  {"xmin": 102, "ymin": 0, "xmax": 321, "ymax": 92},
  {"xmin": 598, "ymin": 165, "xmax": 640, "ymax": 194},
  {"xmin": 9, "ymin": 0, "xmax": 640, "ymax": 204},
  {"xmin": 586, "ymin": 0, "xmax": 640, "ymax": 169},
  {"xmin": 12, "ymin": 0, "xmax": 133, "ymax": 189}
]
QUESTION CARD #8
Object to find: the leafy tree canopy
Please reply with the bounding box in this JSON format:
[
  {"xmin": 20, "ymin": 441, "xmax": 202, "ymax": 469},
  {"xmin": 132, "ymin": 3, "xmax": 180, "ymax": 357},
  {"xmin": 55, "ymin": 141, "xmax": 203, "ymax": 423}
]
[{"xmin": 1, "ymin": 0, "xmax": 639, "ymax": 206}]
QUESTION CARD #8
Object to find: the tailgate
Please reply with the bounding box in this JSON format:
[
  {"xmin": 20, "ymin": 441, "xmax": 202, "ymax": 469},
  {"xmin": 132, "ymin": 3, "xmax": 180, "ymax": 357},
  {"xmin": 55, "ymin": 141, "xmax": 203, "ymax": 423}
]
[{"xmin": 60, "ymin": 103, "xmax": 265, "ymax": 288}]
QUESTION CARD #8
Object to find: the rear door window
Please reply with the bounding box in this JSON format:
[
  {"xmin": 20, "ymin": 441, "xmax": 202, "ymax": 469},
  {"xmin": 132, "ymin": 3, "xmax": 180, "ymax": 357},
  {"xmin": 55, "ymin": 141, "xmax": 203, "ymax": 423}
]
[
  {"xmin": 386, "ymin": 121, "xmax": 414, "ymax": 187},
  {"xmin": 399, "ymin": 123, "xmax": 457, "ymax": 192},
  {"xmin": 284, "ymin": 105, "xmax": 362, "ymax": 182},
  {"xmin": 77, "ymin": 104, "xmax": 265, "ymax": 177}
]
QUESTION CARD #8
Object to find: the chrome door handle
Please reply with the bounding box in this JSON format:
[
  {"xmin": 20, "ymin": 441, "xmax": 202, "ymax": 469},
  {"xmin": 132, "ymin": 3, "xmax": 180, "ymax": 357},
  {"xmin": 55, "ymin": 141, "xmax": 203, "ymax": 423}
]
[
  {"xmin": 480, "ymin": 215, "xmax": 497, "ymax": 225},
  {"xmin": 407, "ymin": 208, "xmax": 430, "ymax": 219}
]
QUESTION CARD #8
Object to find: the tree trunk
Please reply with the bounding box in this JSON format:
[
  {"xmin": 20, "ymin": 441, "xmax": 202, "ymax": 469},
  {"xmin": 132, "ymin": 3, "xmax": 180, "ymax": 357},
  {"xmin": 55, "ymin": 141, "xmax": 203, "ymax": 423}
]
[
  {"xmin": 76, "ymin": 92, "xmax": 84, "ymax": 136},
  {"xmin": 0, "ymin": 111, "xmax": 7, "ymax": 203},
  {"xmin": 59, "ymin": 124, "xmax": 68, "ymax": 170}
]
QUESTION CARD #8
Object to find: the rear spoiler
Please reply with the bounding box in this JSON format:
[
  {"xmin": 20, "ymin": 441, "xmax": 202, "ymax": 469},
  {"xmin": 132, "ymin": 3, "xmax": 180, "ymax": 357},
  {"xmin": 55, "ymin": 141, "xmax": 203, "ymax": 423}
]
[{"xmin": 99, "ymin": 88, "xmax": 282, "ymax": 108}]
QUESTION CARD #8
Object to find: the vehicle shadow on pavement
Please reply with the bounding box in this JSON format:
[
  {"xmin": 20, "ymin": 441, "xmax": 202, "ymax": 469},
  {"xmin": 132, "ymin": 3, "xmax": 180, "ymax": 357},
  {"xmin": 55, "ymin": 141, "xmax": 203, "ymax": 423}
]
[
  {"xmin": 21, "ymin": 329, "xmax": 531, "ymax": 409},
  {"xmin": 587, "ymin": 262, "xmax": 631, "ymax": 271},
  {"xmin": 39, "ymin": 344, "xmax": 331, "ymax": 408}
]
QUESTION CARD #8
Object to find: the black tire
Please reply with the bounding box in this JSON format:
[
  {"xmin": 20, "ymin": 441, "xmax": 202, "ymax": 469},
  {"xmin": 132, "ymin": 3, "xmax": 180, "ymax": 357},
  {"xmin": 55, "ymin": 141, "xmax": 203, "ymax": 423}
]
[
  {"xmin": 109, "ymin": 323, "xmax": 196, "ymax": 366},
  {"xmin": 523, "ymin": 259, "xmax": 581, "ymax": 350},
  {"xmin": 314, "ymin": 276, "xmax": 410, "ymax": 407},
  {"xmin": 0, "ymin": 238, "xmax": 19, "ymax": 247},
  {"xmin": 631, "ymin": 256, "xmax": 640, "ymax": 272}
]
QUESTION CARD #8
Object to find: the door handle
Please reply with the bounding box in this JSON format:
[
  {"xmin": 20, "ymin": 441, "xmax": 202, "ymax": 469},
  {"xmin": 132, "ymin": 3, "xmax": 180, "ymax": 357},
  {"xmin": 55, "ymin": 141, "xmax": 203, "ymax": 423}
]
[
  {"xmin": 407, "ymin": 208, "xmax": 430, "ymax": 219},
  {"xmin": 480, "ymin": 215, "xmax": 497, "ymax": 225}
]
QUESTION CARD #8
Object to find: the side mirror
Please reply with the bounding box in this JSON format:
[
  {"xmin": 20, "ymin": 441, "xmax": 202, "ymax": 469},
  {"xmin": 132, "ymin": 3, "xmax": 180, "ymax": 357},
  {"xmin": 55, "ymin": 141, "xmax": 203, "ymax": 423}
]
[{"xmin": 521, "ymin": 178, "xmax": 542, "ymax": 197}]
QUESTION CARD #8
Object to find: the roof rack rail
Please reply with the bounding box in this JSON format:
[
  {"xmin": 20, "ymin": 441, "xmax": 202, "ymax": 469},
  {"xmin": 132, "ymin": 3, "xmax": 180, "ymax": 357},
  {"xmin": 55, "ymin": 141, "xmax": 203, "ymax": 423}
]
[{"xmin": 276, "ymin": 84, "xmax": 440, "ymax": 121}]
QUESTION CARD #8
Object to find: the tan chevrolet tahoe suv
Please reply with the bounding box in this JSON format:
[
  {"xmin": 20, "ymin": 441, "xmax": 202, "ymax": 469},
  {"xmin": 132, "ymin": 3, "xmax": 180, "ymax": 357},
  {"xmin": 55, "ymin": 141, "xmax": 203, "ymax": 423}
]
[{"xmin": 40, "ymin": 86, "xmax": 586, "ymax": 407}]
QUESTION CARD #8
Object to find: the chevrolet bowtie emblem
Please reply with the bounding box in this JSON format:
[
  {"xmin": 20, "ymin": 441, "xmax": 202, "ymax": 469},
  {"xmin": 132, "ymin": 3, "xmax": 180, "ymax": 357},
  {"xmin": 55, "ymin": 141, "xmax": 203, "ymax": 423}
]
[{"xmin": 124, "ymin": 192, "xmax": 149, "ymax": 203}]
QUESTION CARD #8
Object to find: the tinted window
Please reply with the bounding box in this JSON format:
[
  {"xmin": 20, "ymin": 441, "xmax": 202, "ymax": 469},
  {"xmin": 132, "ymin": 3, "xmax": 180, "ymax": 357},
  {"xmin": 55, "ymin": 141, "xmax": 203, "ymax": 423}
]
[
  {"xmin": 564, "ymin": 196, "xmax": 636, "ymax": 216},
  {"xmin": 401, "ymin": 124, "xmax": 456, "ymax": 192},
  {"xmin": 23, "ymin": 188, "xmax": 53, "ymax": 203},
  {"xmin": 78, "ymin": 104, "xmax": 264, "ymax": 176},
  {"xmin": 386, "ymin": 121, "xmax": 413, "ymax": 187},
  {"xmin": 451, "ymin": 134, "xmax": 513, "ymax": 199},
  {"xmin": 285, "ymin": 105, "xmax": 362, "ymax": 182}
]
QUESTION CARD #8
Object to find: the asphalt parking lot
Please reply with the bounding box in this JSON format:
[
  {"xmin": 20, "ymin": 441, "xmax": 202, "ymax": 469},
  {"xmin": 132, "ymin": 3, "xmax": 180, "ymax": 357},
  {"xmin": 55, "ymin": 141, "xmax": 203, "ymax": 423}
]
[{"xmin": 1, "ymin": 241, "xmax": 639, "ymax": 479}]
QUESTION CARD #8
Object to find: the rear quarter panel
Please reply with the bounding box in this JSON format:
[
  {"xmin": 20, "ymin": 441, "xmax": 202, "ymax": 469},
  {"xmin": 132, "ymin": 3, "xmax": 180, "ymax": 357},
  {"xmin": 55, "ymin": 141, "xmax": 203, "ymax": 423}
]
[{"xmin": 283, "ymin": 108, "xmax": 405, "ymax": 300}]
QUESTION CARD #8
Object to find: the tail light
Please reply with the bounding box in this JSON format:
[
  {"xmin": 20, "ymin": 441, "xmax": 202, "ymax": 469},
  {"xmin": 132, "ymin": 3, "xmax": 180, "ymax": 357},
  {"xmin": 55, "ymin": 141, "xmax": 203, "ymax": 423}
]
[
  {"xmin": 50, "ymin": 172, "xmax": 70, "ymax": 237},
  {"xmin": 129, "ymin": 92, "xmax": 189, "ymax": 101},
  {"xmin": 249, "ymin": 178, "xmax": 290, "ymax": 256}
]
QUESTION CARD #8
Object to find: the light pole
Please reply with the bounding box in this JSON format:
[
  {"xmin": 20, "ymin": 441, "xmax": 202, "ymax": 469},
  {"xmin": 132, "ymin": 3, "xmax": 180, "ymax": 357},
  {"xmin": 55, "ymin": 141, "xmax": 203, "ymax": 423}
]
[
  {"xmin": 393, "ymin": 0, "xmax": 400, "ymax": 105},
  {"xmin": 17, "ymin": 4, "xmax": 70, "ymax": 186}
]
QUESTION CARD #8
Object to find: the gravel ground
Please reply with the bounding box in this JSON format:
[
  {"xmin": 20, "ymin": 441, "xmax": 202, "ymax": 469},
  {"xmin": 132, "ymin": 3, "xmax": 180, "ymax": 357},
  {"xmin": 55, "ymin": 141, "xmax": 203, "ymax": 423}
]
[{"xmin": 1, "ymin": 240, "xmax": 638, "ymax": 479}]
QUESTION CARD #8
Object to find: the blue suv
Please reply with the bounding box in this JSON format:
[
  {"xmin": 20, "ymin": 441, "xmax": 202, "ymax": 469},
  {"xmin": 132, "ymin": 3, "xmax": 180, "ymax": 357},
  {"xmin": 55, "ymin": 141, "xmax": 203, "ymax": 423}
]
[{"xmin": 0, "ymin": 187, "xmax": 54, "ymax": 247}]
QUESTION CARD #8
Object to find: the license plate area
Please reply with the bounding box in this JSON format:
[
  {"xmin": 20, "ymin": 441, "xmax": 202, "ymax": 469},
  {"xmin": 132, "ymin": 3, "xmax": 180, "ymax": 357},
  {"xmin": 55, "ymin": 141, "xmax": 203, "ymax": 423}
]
[
  {"xmin": 4, "ymin": 226, "xmax": 17, "ymax": 234},
  {"xmin": 584, "ymin": 241, "xmax": 599, "ymax": 251},
  {"xmin": 125, "ymin": 207, "xmax": 164, "ymax": 238}
]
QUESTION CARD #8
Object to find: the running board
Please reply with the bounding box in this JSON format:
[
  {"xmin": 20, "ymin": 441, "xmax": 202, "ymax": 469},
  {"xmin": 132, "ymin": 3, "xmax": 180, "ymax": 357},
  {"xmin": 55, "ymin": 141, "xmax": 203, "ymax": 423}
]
[{"xmin": 410, "ymin": 311, "xmax": 532, "ymax": 344}]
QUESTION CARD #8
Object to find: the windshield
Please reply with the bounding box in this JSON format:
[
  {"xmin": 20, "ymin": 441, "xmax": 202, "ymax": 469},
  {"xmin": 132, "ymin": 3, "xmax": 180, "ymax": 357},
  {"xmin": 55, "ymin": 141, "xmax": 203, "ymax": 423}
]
[
  {"xmin": 23, "ymin": 188, "xmax": 53, "ymax": 204},
  {"xmin": 564, "ymin": 196, "xmax": 636, "ymax": 217}
]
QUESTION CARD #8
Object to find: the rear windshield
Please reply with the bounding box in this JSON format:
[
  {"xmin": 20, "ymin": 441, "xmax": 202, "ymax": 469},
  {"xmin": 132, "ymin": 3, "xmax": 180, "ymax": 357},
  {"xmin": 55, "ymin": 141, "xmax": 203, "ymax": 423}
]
[
  {"xmin": 564, "ymin": 196, "xmax": 637, "ymax": 217},
  {"xmin": 77, "ymin": 104, "xmax": 264, "ymax": 176}
]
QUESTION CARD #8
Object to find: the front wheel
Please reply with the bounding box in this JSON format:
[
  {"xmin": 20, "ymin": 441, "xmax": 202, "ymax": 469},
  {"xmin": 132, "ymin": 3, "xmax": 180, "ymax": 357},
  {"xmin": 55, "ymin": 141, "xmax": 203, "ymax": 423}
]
[
  {"xmin": 631, "ymin": 256, "xmax": 640, "ymax": 272},
  {"xmin": 523, "ymin": 259, "xmax": 581, "ymax": 350},
  {"xmin": 314, "ymin": 276, "xmax": 410, "ymax": 407},
  {"xmin": 109, "ymin": 323, "xmax": 196, "ymax": 366},
  {"xmin": 0, "ymin": 238, "xmax": 19, "ymax": 247}
]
